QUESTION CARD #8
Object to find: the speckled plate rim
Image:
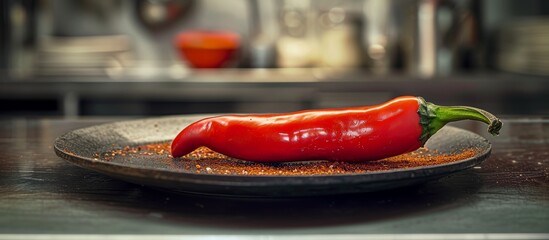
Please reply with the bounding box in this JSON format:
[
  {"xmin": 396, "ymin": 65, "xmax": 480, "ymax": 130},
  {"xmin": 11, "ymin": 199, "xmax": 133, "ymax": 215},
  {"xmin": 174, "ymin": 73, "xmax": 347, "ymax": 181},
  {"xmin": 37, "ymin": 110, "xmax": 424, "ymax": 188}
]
[{"xmin": 53, "ymin": 116, "xmax": 492, "ymax": 195}]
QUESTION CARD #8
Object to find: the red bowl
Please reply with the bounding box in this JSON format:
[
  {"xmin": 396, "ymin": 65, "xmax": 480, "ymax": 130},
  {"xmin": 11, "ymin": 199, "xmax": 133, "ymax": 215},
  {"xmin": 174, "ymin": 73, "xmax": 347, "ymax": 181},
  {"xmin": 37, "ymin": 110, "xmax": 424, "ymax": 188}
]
[{"xmin": 174, "ymin": 31, "xmax": 240, "ymax": 68}]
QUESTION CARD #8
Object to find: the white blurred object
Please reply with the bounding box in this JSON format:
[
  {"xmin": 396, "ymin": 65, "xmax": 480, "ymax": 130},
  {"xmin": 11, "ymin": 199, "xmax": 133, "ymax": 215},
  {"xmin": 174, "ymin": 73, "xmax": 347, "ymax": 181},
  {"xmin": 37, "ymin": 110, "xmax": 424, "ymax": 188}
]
[
  {"xmin": 276, "ymin": 36, "xmax": 316, "ymax": 68},
  {"xmin": 318, "ymin": 8, "xmax": 362, "ymax": 68},
  {"xmin": 319, "ymin": 25, "xmax": 361, "ymax": 67},
  {"xmin": 276, "ymin": 1, "xmax": 318, "ymax": 68},
  {"xmin": 36, "ymin": 35, "xmax": 133, "ymax": 76}
]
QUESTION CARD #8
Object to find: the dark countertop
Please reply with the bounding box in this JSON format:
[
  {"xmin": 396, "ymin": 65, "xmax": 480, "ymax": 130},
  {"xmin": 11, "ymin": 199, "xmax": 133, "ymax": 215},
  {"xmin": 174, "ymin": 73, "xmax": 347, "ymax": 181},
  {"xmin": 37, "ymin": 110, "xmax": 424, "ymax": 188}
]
[{"xmin": 0, "ymin": 117, "xmax": 548, "ymax": 239}]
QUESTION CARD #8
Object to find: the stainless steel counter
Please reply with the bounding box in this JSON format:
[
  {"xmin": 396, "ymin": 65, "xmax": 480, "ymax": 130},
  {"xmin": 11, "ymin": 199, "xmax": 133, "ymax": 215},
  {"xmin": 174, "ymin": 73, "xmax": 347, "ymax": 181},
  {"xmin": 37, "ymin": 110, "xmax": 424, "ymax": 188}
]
[
  {"xmin": 1, "ymin": 70, "xmax": 548, "ymax": 116},
  {"xmin": 0, "ymin": 117, "xmax": 548, "ymax": 239}
]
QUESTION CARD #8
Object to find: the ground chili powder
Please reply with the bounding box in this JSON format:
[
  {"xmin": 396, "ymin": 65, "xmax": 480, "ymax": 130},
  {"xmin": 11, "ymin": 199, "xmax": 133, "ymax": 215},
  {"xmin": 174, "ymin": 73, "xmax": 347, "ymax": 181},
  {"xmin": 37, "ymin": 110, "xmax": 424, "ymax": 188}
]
[{"xmin": 95, "ymin": 142, "xmax": 479, "ymax": 176}]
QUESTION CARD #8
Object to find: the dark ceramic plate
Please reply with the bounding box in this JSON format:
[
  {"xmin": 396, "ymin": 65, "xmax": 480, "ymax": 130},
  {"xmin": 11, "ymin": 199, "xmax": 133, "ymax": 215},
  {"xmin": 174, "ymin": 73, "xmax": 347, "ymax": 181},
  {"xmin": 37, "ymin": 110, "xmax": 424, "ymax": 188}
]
[{"xmin": 54, "ymin": 116, "xmax": 491, "ymax": 197}]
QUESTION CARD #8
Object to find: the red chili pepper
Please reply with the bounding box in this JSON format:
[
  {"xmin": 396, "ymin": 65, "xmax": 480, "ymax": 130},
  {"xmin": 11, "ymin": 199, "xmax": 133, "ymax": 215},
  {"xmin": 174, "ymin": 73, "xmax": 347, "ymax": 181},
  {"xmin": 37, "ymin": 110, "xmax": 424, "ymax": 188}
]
[{"xmin": 171, "ymin": 96, "xmax": 501, "ymax": 162}]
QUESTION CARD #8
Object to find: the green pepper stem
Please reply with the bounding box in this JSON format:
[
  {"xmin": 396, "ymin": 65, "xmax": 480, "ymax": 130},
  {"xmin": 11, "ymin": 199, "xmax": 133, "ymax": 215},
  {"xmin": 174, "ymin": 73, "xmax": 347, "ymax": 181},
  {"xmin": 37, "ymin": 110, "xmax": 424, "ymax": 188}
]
[{"xmin": 418, "ymin": 97, "xmax": 502, "ymax": 144}]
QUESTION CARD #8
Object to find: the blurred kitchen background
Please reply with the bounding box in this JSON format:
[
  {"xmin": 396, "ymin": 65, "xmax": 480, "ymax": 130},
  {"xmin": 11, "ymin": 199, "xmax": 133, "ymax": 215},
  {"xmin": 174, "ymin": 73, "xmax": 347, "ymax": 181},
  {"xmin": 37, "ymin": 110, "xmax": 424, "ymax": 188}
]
[{"xmin": 0, "ymin": 0, "xmax": 548, "ymax": 117}]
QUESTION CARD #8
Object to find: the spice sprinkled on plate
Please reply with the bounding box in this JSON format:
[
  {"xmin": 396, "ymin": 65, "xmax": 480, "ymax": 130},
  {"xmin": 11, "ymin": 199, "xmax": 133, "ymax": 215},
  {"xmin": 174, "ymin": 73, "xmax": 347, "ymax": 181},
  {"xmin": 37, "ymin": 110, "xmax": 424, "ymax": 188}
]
[{"xmin": 96, "ymin": 142, "xmax": 480, "ymax": 176}]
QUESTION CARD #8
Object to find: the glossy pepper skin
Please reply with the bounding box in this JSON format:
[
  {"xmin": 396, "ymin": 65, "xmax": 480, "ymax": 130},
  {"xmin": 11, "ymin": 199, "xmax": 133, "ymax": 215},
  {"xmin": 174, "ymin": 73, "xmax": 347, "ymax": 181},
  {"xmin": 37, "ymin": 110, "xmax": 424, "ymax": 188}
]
[{"xmin": 171, "ymin": 96, "xmax": 501, "ymax": 162}]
